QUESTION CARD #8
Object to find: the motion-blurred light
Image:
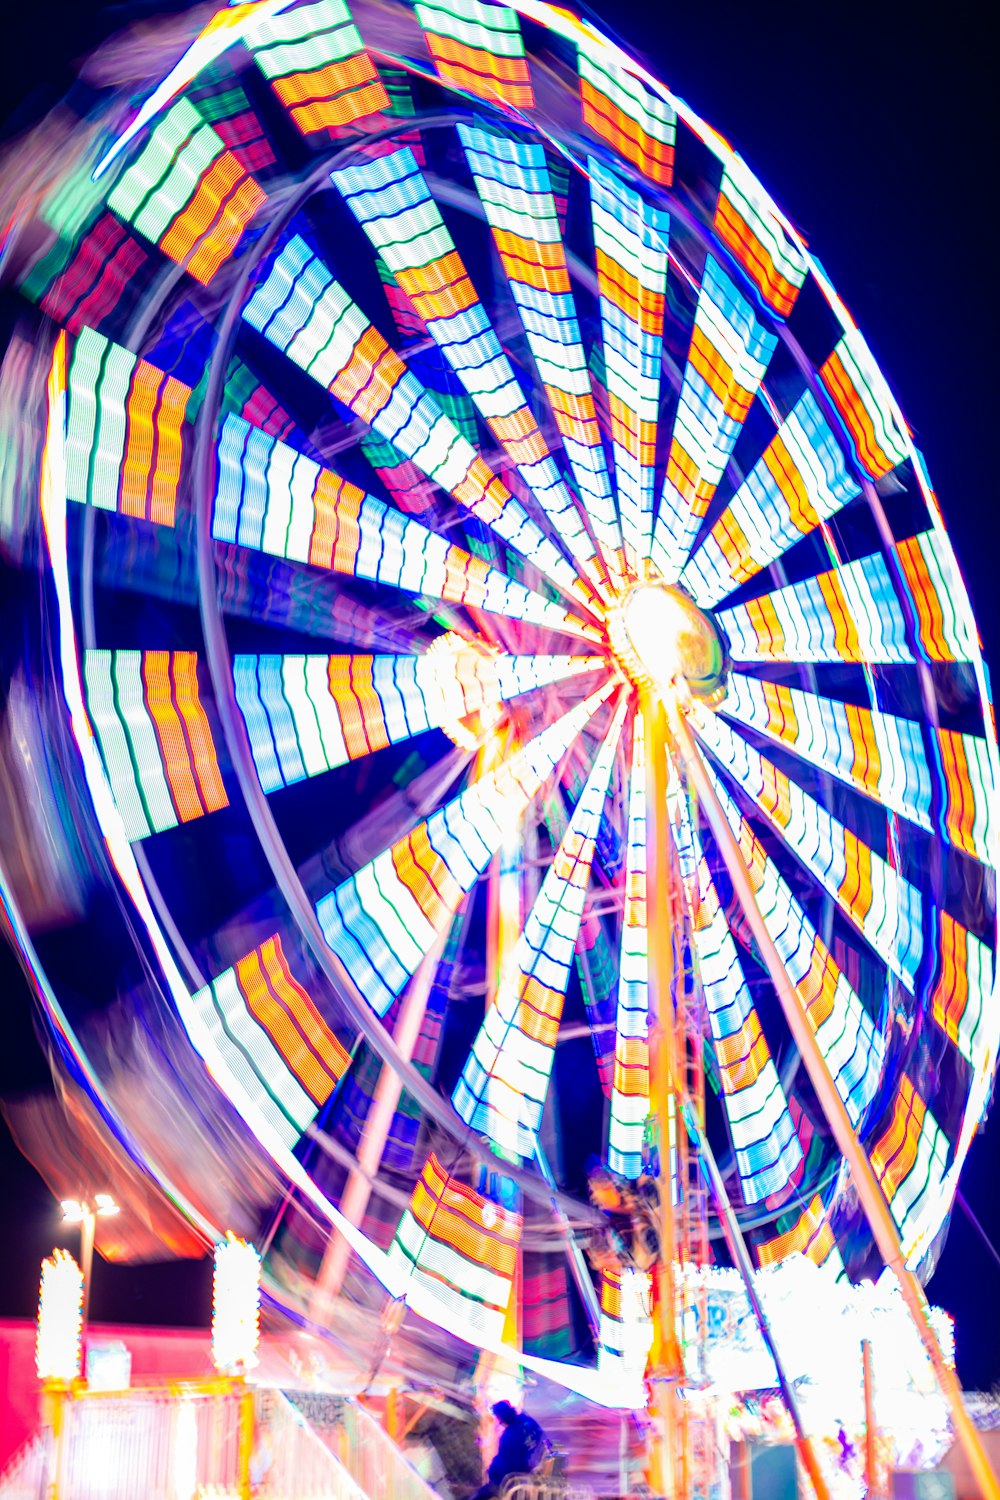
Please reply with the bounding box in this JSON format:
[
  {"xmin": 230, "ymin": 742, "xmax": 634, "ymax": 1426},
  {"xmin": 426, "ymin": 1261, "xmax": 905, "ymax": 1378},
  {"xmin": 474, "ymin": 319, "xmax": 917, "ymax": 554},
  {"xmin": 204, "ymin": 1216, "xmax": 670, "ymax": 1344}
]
[
  {"xmin": 212, "ymin": 1233, "xmax": 261, "ymax": 1374},
  {"xmin": 36, "ymin": 1249, "xmax": 83, "ymax": 1383}
]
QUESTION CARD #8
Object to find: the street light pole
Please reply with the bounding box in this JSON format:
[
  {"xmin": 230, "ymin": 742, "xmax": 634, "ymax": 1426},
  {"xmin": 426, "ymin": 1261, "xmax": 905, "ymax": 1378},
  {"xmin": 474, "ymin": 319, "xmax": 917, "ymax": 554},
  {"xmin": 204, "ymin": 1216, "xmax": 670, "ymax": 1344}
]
[
  {"xmin": 60, "ymin": 1195, "xmax": 119, "ymax": 1353},
  {"xmin": 79, "ymin": 1208, "xmax": 95, "ymax": 1330}
]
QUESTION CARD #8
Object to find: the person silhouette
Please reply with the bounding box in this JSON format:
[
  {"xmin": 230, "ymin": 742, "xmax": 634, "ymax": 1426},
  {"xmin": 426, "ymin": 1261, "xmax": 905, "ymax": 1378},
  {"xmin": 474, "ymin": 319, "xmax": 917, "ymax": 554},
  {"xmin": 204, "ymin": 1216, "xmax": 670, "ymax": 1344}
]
[{"xmin": 469, "ymin": 1400, "xmax": 550, "ymax": 1498}]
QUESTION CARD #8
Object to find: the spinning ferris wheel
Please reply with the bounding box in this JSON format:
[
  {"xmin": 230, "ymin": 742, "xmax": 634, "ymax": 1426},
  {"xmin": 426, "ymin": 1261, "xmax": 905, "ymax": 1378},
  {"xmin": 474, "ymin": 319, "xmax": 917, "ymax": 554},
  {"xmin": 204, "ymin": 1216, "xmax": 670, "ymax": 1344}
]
[{"xmin": 0, "ymin": 0, "xmax": 997, "ymax": 1494}]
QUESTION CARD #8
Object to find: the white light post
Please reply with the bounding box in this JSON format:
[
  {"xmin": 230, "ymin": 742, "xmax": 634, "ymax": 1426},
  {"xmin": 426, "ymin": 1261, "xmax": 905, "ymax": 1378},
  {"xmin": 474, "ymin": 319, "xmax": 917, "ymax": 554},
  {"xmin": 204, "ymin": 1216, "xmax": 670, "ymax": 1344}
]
[{"xmin": 60, "ymin": 1195, "xmax": 120, "ymax": 1333}]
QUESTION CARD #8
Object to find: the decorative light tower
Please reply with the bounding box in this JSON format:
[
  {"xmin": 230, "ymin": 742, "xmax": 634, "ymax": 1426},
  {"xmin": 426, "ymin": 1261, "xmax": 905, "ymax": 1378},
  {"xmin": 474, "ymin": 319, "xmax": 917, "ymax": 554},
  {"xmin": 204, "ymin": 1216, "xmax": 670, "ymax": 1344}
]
[
  {"xmin": 60, "ymin": 1193, "xmax": 120, "ymax": 1331},
  {"xmin": 212, "ymin": 1232, "xmax": 262, "ymax": 1500}
]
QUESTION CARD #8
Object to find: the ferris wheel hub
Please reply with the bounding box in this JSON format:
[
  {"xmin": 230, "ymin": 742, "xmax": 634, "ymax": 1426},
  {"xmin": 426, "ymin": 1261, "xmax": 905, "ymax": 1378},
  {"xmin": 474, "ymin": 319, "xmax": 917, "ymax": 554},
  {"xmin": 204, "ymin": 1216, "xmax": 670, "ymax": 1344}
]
[{"xmin": 610, "ymin": 583, "xmax": 728, "ymax": 703}]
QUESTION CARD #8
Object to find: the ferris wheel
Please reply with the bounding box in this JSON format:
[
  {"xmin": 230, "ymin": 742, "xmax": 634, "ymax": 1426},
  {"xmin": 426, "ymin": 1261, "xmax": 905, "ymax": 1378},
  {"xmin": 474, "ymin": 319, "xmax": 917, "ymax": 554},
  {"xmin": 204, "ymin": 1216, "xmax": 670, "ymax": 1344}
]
[{"xmin": 0, "ymin": 0, "xmax": 997, "ymax": 1493}]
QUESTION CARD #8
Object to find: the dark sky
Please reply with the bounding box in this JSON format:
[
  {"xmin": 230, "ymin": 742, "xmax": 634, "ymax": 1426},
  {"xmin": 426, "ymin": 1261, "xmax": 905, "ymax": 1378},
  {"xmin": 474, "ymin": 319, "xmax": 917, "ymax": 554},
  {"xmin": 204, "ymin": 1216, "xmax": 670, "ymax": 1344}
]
[{"xmin": 1, "ymin": 0, "xmax": 998, "ymax": 1384}]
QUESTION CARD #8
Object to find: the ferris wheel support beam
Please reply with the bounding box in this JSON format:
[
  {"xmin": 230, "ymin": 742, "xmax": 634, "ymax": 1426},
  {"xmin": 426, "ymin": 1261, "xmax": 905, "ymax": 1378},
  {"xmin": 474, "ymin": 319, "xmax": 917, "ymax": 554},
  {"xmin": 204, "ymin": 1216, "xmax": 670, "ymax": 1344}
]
[
  {"xmin": 641, "ymin": 690, "xmax": 685, "ymax": 1500},
  {"xmin": 309, "ymin": 934, "xmax": 448, "ymax": 1317},
  {"xmin": 669, "ymin": 704, "xmax": 1000, "ymax": 1500},
  {"xmin": 678, "ymin": 1097, "xmax": 832, "ymax": 1500}
]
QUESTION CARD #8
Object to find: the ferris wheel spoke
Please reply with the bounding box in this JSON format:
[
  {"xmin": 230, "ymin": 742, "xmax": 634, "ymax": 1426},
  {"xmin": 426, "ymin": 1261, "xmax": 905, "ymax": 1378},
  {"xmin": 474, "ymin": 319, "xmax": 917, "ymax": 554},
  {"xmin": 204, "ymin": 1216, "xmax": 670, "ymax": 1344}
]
[
  {"xmin": 106, "ymin": 96, "xmax": 266, "ymax": 287},
  {"xmin": 720, "ymin": 671, "xmax": 999, "ymax": 867},
  {"xmin": 191, "ymin": 930, "xmax": 353, "ymax": 1151},
  {"xmin": 241, "ymin": 235, "xmax": 600, "ymax": 614},
  {"xmin": 608, "ymin": 710, "xmax": 650, "ymax": 1178},
  {"xmin": 213, "ymin": 414, "xmax": 601, "ymax": 641},
  {"xmin": 588, "ymin": 156, "xmax": 669, "ymax": 574},
  {"xmin": 712, "ymin": 160, "xmax": 808, "ymax": 320},
  {"xmin": 866, "ymin": 1073, "xmax": 955, "ymax": 1265},
  {"xmin": 240, "ymin": 0, "xmax": 390, "ymax": 137},
  {"xmin": 210, "ymin": 354, "xmax": 327, "ymax": 463},
  {"xmin": 415, "ymin": 0, "xmax": 534, "ymax": 108},
  {"xmin": 314, "ymin": 680, "xmax": 619, "ymax": 1017},
  {"xmin": 680, "ymin": 391, "xmax": 861, "ymax": 609},
  {"xmin": 715, "ymin": 532, "xmax": 976, "ymax": 666},
  {"xmin": 819, "ymin": 329, "xmax": 910, "ymax": 480},
  {"xmin": 452, "ymin": 698, "xmax": 627, "ymax": 1157},
  {"xmin": 690, "ymin": 749, "xmax": 886, "ymax": 1131},
  {"xmin": 697, "ymin": 710, "xmax": 924, "ymax": 992},
  {"xmin": 668, "ymin": 783, "xmax": 804, "ymax": 1206},
  {"xmin": 457, "ymin": 123, "xmax": 625, "ymax": 585},
  {"xmin": 387, "ymin": 1149, "xmax": 523, "ymax": 1345},
  {"xmin": 329, "ymin": 146, "xmax": 610, "ymax": 599},
  {"xmin": 83, "ymin": 649, "xmax": 228, "ymax": 841},
  {"xmin": 231, "ymin": 648, "xmax": 608, "ymax": 793},
  {"xmin": 754, "ymin": 1193, "xmax": 844, "ymax": 1273},
  {"xmin": 719, "ymin": 672, "xmax": 932, "ymax": 828},
  {"xmin": 648, "ymin": 256, "xmax": 777, "ymax": 583},
  {"xmin": 63, "ymin": 327, "xmax": 192, "ymax": 525}
]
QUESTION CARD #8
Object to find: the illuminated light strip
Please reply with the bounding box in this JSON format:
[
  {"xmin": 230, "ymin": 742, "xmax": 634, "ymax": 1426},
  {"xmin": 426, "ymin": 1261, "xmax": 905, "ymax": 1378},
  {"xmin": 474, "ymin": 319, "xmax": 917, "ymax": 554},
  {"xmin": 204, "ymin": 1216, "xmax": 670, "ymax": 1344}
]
[
  {"xmin": 452, "ymin": 701, "xmax": 626, "ymax": 1157},
  {"xmin": 359, "ymin": 428, "xmax": 439, "ymax": 515},
  {"xmin": 458, "ymin": 123, "xmax": 624, "ymax": 583},
  {"xmin": 597, "ymin": 1265, "xmax": 652, "ymax": 1381},
  {"xmin": 650, "ymin": 257, "xmax": 776, "ymax": 582},
  {"xmin": 242, "ymin": 235, "xmax": 594, "ymax": 611},
  {"xmin": 716, "ymin": 549, "xmax": 913, "ymax": 665},
  {"xmin": 937, "ymin": 727, "xmax": 998, "ymax": 865},
  {"xmin": 24, "ymin": 211, "xmax": 151, "ymax": 338},
  {"xmin": 522, "ymin": 1256, "xmax": 573, "ymax": 1360},
  {"xmin": 588, "ymin": 157, "xmax": 669, "ymax": 570},
  {"xmin": 577, "ymin": 33, "xmax": 675, "ymax": 186},
  {"xmin": 189, "ymin": 64, "xmax": 277, "ymax": 173},
  {"xmin": 92, "ymin": 0, "xmax": 301, "ymax": 179},
  {"xmin": 41, "ymin": 332, "xmax": 641, "ymax": 1412},
  {"xmin": 719, "ymin": 673, "xmax": 932, "ymax": 833},
  {"xmin": 931, "ymin": 913, "xmax": 994, "ymax": 1075},
  {"xmin": 192, "ymin": 934, "xmax": 350, "ymax": 1148},
  {"xmin": 317, "ymin": 682, "xmax": 617, "ymax": 1016},
  {"xmin": 415, "ymin": 0, "xmax": 533, "ymax": 108},
  {"xmin": 575, "ymin": 907, "xmax": 618, "ymax": 1095},
  {"xmin": 150, "ymin": 651, "xmax": 228, "ymax": 817},
  {"xmin": 387, "ymin": 1152, "xmax": 522, "ymax": 1342},
  {"xmin": 669, "ymin": 791, "xmax": 803, "ymax": 1205},
  {"xmin": 213, "ymin": 414, "xmax": 599, "ymax": 642},
  {"xmin": 331, "ymin": 146, "xmax": 605, "ymax": 592},
  {"xmin": 242, "ymin": 0, "xmax": 388, "ymax": 135},
  {"xmin": 214, "ymin": 356, "xmax": 318, "ymax": 456},
  {"xmin": 608, "ymin": 713, "xmax": 649, "ymax": 1177},
  {"xmin": 870, "ymin": 1073, "xmax": 951, "ymax": 1265},
  {"xmin": 682, "ymin": 392, "xmax": 860, "ymax": 607},
  {"xmin": 704, "ymin": 769, "xmax": 885, "ymax": 1129},
  {"xmin": 83, "ymin": 650, "xmax": 227, "ymax": 840},
  {"xmin": 233, "ymin": 649, "xmax": 604, "ymax": 791},
  {"xmin": 65, "ymin": 328, "xmax": 190, "ymax": 525},
  {"xmin": 820, "ymin": 329, "xmax": 908, "ymax": 479},
  {"xmin": 698, "ymin": 711, "xmax": 924, "ymax": 991},
  {"xmin": 713, "ymin": 161, "xmax": 807, "ymax": 318},
  {"xmin": 108, "ymin": 98, "xmax": 265, "ymax": 285},
  {"xmin": 896, "ymin": 531, "xmax": 978, "ymax": 663},
  {"xmin": 377, "ymin": 252, "xmax": 426, "ymax": 342},
  {"xmin": 756, "ymin": 1193, "xmax": 843, "ymax": 1272}
]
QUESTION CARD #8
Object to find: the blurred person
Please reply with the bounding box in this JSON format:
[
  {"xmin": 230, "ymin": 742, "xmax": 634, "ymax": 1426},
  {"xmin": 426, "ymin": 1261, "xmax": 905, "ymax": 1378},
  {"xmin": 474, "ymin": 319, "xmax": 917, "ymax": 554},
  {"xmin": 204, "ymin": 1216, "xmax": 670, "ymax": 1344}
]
[{"xmin": 469, "ymin": 1399, "xmax": 550, "ymax": 1498}]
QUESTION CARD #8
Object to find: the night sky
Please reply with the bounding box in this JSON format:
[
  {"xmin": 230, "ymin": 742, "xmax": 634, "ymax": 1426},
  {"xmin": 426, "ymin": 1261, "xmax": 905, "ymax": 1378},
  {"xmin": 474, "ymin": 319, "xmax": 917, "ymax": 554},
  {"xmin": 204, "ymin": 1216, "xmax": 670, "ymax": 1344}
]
[{"xmin": 1, "ymin": 0, "xmax": 998, "ymax": 1386}]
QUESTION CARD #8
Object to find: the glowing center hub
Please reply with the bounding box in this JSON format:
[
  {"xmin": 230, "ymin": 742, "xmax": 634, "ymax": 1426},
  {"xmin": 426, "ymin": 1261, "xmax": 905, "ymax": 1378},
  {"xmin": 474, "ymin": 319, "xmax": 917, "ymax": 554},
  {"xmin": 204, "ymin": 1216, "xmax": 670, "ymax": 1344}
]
[{"xmin": 616, "ymin": 584, "xmax": 726, "ymax": 700}]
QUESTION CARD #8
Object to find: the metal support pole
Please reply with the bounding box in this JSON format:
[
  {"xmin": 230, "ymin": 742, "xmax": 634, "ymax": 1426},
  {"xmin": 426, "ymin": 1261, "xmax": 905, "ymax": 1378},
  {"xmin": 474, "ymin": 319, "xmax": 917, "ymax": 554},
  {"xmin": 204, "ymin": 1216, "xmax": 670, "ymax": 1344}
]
[
  {"xmin": 680, "ymin": 1099, "xmax": 831, "ymax": 1500},
  {"xmin": 310, "ymin": 937, "xmax": 447, "ymax": 1316},
  {"xmin": 862, "ymin": 1339, "xmax": 878, "ymax": 1499},
  {"xmin": 79, "ymin": 1210, "xmax": 95, "ymax": 1373},
  {"xmin": 669, "ymin": 703, "xmax": 1000, "ymax": 1500},
  {"xmin": 237, "ymin": 1378, "xmax": 254, "ymax": 1500},
  {"xmin": 641, "ymin": 691, "xmax": 685, "ymax": 1499}
]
